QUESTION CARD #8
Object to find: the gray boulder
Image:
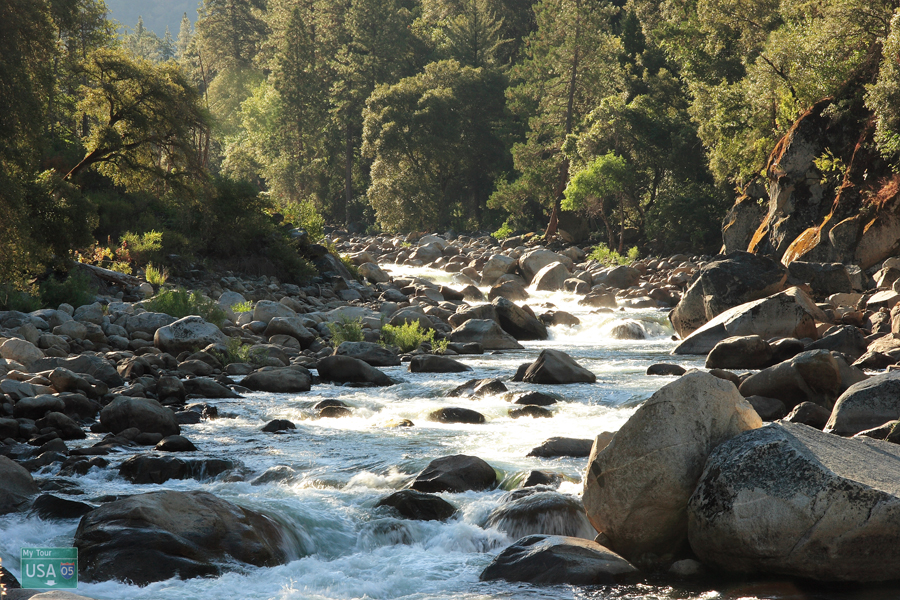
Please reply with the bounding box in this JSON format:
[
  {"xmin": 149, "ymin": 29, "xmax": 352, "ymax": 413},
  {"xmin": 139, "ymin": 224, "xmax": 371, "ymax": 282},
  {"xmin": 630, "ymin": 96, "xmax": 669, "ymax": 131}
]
[
  {"xmin": 0, "ymin": 338, "xmax": 43, "ymax": 366},
  {"xmin": 532, "ymin": 262, "xmax": 570, "ymax": 291},
  {"xmin": 99, "ymin": 397, "xmax": 180, "ymax": 437},
  {"xmin": 252, "ymin": 300, "xmax": 296, "ymax": 324},
  {"xmin": 449, "ymin": 319, "xmax": 523, "ymax": 350},
  {"xmin": 670, "ymin": 251, "xmax": 787, "ymax": 338},
  {"xmin": 375, "ymin": 490, "xmax": 456, "ymax": 521},
  {"xmin": 805, "ymin": 324, "xmax": 868, "ymax": 361},
  {"xmin": 358, "ymin": 262, "xmax": 390, "ymax": 283},
  {"xmin": 409, "ymin": 355, "xmax": 472, "ymax": 373},
  {"xmin": 411, "ymin": 454, "xmax": 497, "ymax": 493},
  {"xmin": 526, "ymin": 437, "xmax": 594, "ymax": 458},
  {"xmin": 485, "ymin": 490, "xmax": 595, "ymax": 540},
  {"xmin": 492, "ymin": 297, "xmax": 548, "ymax": 340},
  {"xmin": 480, "ymin": 535, "xmax": 637, "ymax": 585},
  {"xmin": 583, "ymin": 372, "xmax": 762, "ymax": 563},
  {"xmin": 705, "ymin": 335, "xmax": 773, "ymax": 370},
  {"xmin": 0, "ymin": 455, "xmax": 40, "ymax": 514},
  {"xmin": 262, "ymin": 317, "xmax": 315, "ymax": 348},
  {"xmin": 518, "ymin": 249, "xmax": 574, "ymax": 282},
  {"xmin": 335, "ymin": 341, "xmax": 401, "ymax": 366},
  {"xmin": 826, "ymin": 371, "xmax": 900, "ymax": 436},
  {"xmin": 316, "ymin": 355, "xmax": 393, "ymax": 386},
  {"xmin": 688, "ymin": 422, "xmax": 900, "ymax": 582},
  {"xmin": 605, "ymin": 266, "xmax": 641, "ymax": 289},
  {"xmin": 523, "ymin": 349, "xmax": 595, "ymax": 384},
  {"xmin": 73, "ymin": 490, "xmax": 295, "ymax": 584},
  {"xmin": 738, "ymin": 349, "xmax": 846, "ymax": 410},
  {"xmin": 242, "ymin": 367, "xmax": 312, "ymax": 393},
  {"xmin": 154, "ymin": 316, "xmax": 226, "ymax": 355}
]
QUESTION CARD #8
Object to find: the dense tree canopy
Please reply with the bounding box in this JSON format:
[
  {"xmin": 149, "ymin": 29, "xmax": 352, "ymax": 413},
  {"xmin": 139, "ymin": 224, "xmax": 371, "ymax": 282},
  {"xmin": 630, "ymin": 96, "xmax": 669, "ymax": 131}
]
[{"xmin": 4, "ymin": 0, "xmax": 900, "ymax": 289}]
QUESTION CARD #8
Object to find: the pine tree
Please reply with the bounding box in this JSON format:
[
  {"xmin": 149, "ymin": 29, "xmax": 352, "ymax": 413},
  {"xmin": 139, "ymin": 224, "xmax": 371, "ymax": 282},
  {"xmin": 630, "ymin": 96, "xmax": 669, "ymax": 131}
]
[{"xmin": 176, "ymin": 13, "xmax": 192, "ymax": 59}]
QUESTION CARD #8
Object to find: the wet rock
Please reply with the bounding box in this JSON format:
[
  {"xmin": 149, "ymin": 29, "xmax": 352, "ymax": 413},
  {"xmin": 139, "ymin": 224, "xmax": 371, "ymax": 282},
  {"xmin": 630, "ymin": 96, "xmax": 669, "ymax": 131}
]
[
  {"xmin": 705, "ymin": 335, "xmax": 773, "ymax": 370},
  {"xmin": 646, "ymin": 363, "xmax": 686, "ymax": 376},
  {"xmin": 480, "ymin": 535, "xmax": 638, "ymax": 585},
  {"xmin": 532, "ymin": 262, "xmax": 570, "ymax": 291},
  {"xmin": 335, "ymin": 341, "xmax": 401, "ymax": 366},
  {"xmin": 317, "ymin": 355, "xmax": 393, "ymax": 386},
  {"xmin": 448, "ymin": 303, "xmax": 498, "ymax": 329},
  {"xmin": 688, "ymin": 422, "xmax": 900, "ymax": 582},
  {"xmin": 509, "ymin": 405, "xmax": 552, "ymax": 418},
  {"xmin": 518, "ymin": 249, "xmax": 573, "ymax": 282},
  {"xmin": 376, "ymin": 490, "xmax": 457, "ymax": 521},
  {"xmin": 35, "ymin": 412, "xmax": 85, "ymax": 440},
  {"xmin": 492, "ymin": 297, "xmax": 548, "ymax": 340},
  {"xmin": 486, "ymin": 491, "xmax": 595, "ymax": 539},
  {"xmin": 523, "ymin": 349, "xmax": 596, "ymax": 384},
  {"xmin": 521, "ymin": 470, "xmax": 562, "ymax": 488},
  {"xmin": 74, "ymin": 490, "xmax": 293, "ymax": 584},
  {"xmin": 427, "ymin": 407, "xmax": 486, "ymax": 424},
  {"xmin": 155, "ymin": 435, "xmax": 197, "ymax": 452},
  {"xmin": 511, "ymin": 391, "xmax": 558, "ymax": 406},
  {"xmin": 29, "ymin": 494, "xmax": 95, "ymax": 520},
  {"xmin": 449, "ymin": 378, "xmax": 508, "ymax": 398},
  {"xmin": 609, "ymin": 320, "xmax": 646, "ymax": 340},
  {"xmin": 118, "ymin": 455, "xmax": 234, "ymax": 484},
  {"xmin": 583, "ymin": 372, "xmax": 761, "ymax": 564},
  {"xmin": 242, "ymin": 367, "xmax": 312, "ymax": 393},
  {"xmin": 409, "ymin": 355, "xmax": 472, "ymax": 373},
  {"xmin": 251, "ymin": 465, "xmax": 297, "ymax": 485},
  {"xmin": 449, "ymin": 319, "xmax": 523, "ymax": 350},
  {"xmin": 183, "ymin": 377, "xmax": 241, "ymax": 399},
  {"xmin": 0, "ymin": 455, "xmax": 40, "ymax": 514},
  {"xmin": 527, "ymin": 437, "xmax": 593, "ymax": 458},
  {"xmin": 826, "ymin": 371, "xmax": 900, "ymax": 436},
  {"xmin": 319, "ymin": 406, "xmax": 352, "ymax": 418},
  {"xmin": 261, "ymin": 419, "xmax": 295, "ymax": 433},
  {"xmin": 99, "ymin": 397, "xmax": 180, "ymax": 437},
  {"xmin": 411, "ymin": 454, "xmax": 497, "ymax": 493}
]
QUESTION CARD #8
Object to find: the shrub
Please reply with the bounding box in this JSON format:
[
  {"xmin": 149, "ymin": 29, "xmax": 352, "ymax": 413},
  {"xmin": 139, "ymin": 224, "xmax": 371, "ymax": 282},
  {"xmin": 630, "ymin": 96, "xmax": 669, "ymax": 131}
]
[
  {"xmin": 120, "ymin": 230, "xmax": 164, "ymax": 264},
  {"xmin": 381, "ymin": 321, "xmax": 435, "ymax": 353},
  {"xmin": 492, "ymin": 220, "xmax": 515, "ymax": 240},
  {"xmin": 143, "ymin": 288, "xmax": 227, "ymax": 326},
  {"xmin": 39, "ymin": 270, "xmax": 97, "ymax": 309},
  {"xmin": 231, "ymin": 301, "xmax": 253, "ymax": 313},
  {"xmin": 144, "ymin": 263, "xmax": 169, "ymax": 286},
  {"xmin": 0, "ymin": 284, "xmax": 41, "ymax": 312},
  {"xmin": 588, "ymin": 243, "xmax": 639, "ymax": 266},
  {"xmin": 214, "ymin": 336, "xmax": 267, "ymax": 365},
  {"xmin": 326, "ymin": 317, "xmax": 365, "ymax": 347}
]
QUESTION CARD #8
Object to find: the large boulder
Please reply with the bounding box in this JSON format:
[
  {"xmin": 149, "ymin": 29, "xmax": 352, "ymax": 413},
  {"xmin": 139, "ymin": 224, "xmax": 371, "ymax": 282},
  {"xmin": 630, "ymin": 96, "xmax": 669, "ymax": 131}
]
[
  {"xmin": 787, "ymin": 261, "xmax": 852, "ymax": 298},
  {"xmin": 0, "ymin": 338, "xmax": 43, "ymax": 366},
  {"xmin": 527, "ymin": 437, "xmax": 595, "ymax": 458},
  {"xmin": 0, "ymin": 455, "xmax": 40, "ymax": 514},
  {"xmin": 492, "ymin": 297, "xmax": 548, "ymax": 341},
  {"xmin": 449, "ymin": 319, "xmax": 523, "ymax": 350},
  {"xmin": 485, "ymin": 490, "xmax": 595, "ymax": 540},
  {"xmin": 334, "ymin": 341, "xmax": 401, "ymax": 366},
  {"xmin": 583, "ymin": 372, "xmax": 762, "ymax": 563},
  {"xmin": 605, "ymin": 266, "xmax": 641, "ymax": 290},
  {"xmin": 252, "ymin": 300, "xmax": 296, "ymax": 324},
  {"xmin": 410, "ymin": 454, "xmax": 497, "ymax": 493},
  {"xmin": 670, "ymin": 252, "xmax": 788, "ymax": 338},
  {"xmin": 481, "ymin": 254, "xmax": 518, "ymax": 286},
  {"xmin": 805, "ymin": 324, "xmax": 868, "ymax": 361},
  {"xmin": 119, "ymin": 455, "xmax": 234, "ymax": 484},
  {"xmin": 29, "ymin": 354, "xmax": 123, "ymax": 387},
  {"xmin": 673, "ymin": 287, "xmax": 825, "ymax": 355},
  {"xmin": 705, "ymin": 335, "xmax": 773, "ymax": 370},
  {"xmin": 688, "ymin": 422, "xmax": 900, "ymax": 582},
  {"xmin": 522, "ymin": 349, "xmax": 595, "ymax": 384},
  {"xmin": 242, "ymin": 367, "xmax": 312, "ymax": 393},
  {"xmin": 123, "ymin": 312, "xmax": 177, "ymax": 336},
  {"xmin": 99, "ymin": 397, "xmax": 180, "ymax": 437},
  {"xmin": 316, "ymin": 355, "xmax": 393, "ymax": 386},
  {"xmin": 262, "ymin": 317, "xmax": 315, "ymax": 348},
  {"xmin": 518, "ymin": 250, "xmax": 574, "ymax": 282},
  {"xmin": 480, "ymin": 535, "xmax": 638, "ymax": 585},
  {"xmin": 410, "ymin": 242, "xmax": 443, "ymax": 264},
  {"xmin": 532, "ymin": 262, "xmax": 570, "ymax": 291},
  {"xmin": 825, "ymin": 371, "xmax": 900, "ymax": 436},
  {"xmin": 154, "ymin": 316, "xmax": 227, "ymax": 355},
  {"xmin": 738, "ymin": 349, "xmax": 848, "ymax": 410},
  {"xmin": 73, "ymin": 490, "xmax": 294, "ymax": 584},
  {"xmin": 448, "ymin": 304, "xmax": 498, "ymax": 329},
  {"xmin": 358, "ymin": 262, "xmax": 390, "ymax": 284},
  {"xmin": 375, "ymin": 490, "xmax": 456, "ymax": 521}
]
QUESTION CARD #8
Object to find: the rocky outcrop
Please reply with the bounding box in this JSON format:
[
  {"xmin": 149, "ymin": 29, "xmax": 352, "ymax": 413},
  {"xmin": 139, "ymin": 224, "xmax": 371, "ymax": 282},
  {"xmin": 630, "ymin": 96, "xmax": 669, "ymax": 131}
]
[
  {"xmin": 673, "ymin": 287, "xmax": 825, "ymax": 355},
  {"xmin": 480, "ymin": 535, "xmax": 638, "ymax": 585},
  {"xmin": 670, "ymin": 252, "xmax": 787, "ymax": 338},
  {"xmin": 688, "ymin": 423, "xmax": 900, "ymax": 582},
  {"xmin": 74, "ymin": 490, "xmax": 295, "ymax": 584},
  {"xmin": 583, "ymin": 372, "xmax": 761, "ymax": 563}
]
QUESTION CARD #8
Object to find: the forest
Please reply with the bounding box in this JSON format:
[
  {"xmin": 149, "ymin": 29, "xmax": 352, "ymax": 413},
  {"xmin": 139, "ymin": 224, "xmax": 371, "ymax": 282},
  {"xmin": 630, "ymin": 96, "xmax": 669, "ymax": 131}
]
[{"xmin": 3, "ymin": 0, "xmax": 900, "ymax": 292}]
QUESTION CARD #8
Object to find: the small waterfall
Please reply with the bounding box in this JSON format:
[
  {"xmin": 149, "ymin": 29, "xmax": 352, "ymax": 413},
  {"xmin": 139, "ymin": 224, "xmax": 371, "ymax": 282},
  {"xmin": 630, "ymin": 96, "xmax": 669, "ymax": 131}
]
[{"xmin": 484, "ymin": 489, "xmax": 596, "ymax": 540}]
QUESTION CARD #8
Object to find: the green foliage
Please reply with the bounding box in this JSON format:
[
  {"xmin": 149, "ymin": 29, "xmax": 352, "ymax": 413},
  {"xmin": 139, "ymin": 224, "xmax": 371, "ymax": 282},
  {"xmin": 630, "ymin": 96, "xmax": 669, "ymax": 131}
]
[
  {"xmin": 381, "ymin": 321, "xmax": 436, "ymax": 352},
  {"xmin": 588, "ymin": 243, "xmax": 638, "ymax": 266},
  {"xmin": 144, "ymin": 263, "xmax": 169, "ymax": 286},
  {"xmin": 214, "ymin": 336, "xmax": 267, "ymax": 365},
  {"xmin": 492, "ymin": 221, "xmax": 515, "ymax": 240},
  {"xmin": 39, "ymin": 270, "xmax": 97, "ymax": 309},
  {"xmin": 230, "ymin": 301, "xmax": 253, "ymax": 313},
  {"xmin": 867, "ymin": 9, "xmax": 900, "ymax": 166},
  {"xmin": 280, "ymin": 198, "xmax": 325, "ymax": 242},
  {"xmin": 327, "ymin": 317, "xmax": 365, "ymax": 347},
  {"xmin": 814, "ymin": 149, "xmax": 847, "ymax": 184},
  {"xmin": 144, "ymin": 288, "xmax": 227, "ymax": 326},
  {"xmin": 120, "ymin": 231, "xmax": 164, "ymax": 265},
  {"xmin": 563, "ymin": 153, "xmax": 629, "ymax": 212},
  {"xmin": 0, "ymin": 285, "xmax": 42, "ymax": 313}
]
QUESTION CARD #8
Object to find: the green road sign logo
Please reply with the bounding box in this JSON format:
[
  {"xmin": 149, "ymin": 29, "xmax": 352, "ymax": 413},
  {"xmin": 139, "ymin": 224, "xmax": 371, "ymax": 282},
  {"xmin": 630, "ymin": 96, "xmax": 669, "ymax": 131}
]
[{"xmin": 21, "ymin": 548, "xmax": 78, "ymax": 589}]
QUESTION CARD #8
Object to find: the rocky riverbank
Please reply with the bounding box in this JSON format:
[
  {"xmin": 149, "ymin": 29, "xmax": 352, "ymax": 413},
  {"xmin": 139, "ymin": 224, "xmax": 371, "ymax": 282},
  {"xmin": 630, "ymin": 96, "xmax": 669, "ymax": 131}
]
[{"xmin": 4, "ymin": 231, "xmax": 900, "ymax": 597}]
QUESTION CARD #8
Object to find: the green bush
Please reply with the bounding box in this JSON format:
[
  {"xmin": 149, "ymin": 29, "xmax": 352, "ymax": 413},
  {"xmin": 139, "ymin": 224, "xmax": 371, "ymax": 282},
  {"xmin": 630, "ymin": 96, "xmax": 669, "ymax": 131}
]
[
  {"xmin": 588, "ymin": 243, "xmax": 639, "ymax": 266},
  {"xmin": 39, "ymin": 270, "xmax": 97, "ymax": 309},
  {"xmin": 381, "ymin": 321, "xmax": 435, "ymax": 353},
  {"xmin": 144, "ymin": 263, "xmax": 169, "ymax": 286},
  {"xmin": 214, "ymin": 336, "xmax": 267, "ymax": 365},
  {"xmin": 231, "ymin": 301, "xmax": 253, "ymax": 313},
  {"xmin": 0, "ymin": 284, "xmax": 41, "ymax": 312},
  {"xmin": 327, "ymin": 317, "xmax": 365, "ymax": 347},
  {"xmin": 120, "ymin": 230, "xmax": 164, "ymax": 265},
  {"xmin": 491, "ymin": 220, "xmax": 515, "ymax": 240},
  {"xmin": 143, "ymin": 288, "xmax": 227, "ymax": 326}
]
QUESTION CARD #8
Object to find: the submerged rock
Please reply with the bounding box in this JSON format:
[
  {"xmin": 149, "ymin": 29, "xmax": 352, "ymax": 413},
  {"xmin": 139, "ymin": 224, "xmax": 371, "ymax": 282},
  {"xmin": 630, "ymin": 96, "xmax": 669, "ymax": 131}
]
[
  {"xmin": 376, "ymin": 490, "xmax": 457, "ymax": 521},
  {"xmin": 486, "ymin": 491, "xmax": 595, "ymax": 540}
]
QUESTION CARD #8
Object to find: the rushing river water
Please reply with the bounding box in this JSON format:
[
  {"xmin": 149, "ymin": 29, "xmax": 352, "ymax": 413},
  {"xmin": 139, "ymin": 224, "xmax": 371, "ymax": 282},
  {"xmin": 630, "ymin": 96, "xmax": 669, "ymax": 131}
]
[{"xmin": 1, "ymin": 265, "xmax": 897, "ymax": 600}]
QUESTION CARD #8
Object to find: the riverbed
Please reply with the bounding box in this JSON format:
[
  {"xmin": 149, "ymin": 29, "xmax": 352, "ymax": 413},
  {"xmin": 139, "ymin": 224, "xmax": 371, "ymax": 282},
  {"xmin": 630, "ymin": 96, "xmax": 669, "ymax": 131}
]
[{"xmin": 2, "ymin": 265, "xmax": 892, "ymax": 600}]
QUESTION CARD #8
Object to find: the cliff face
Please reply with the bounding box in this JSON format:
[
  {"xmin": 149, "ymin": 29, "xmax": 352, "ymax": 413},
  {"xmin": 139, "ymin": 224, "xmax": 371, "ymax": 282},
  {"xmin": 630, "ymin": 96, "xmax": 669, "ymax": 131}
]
[{"xmin": 722, "ymin": 64, "xmax": 900, "ymax": 269}]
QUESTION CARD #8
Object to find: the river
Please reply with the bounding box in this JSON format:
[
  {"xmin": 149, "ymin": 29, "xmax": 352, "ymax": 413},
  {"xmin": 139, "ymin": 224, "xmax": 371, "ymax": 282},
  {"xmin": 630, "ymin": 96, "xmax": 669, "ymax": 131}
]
[{"xmin": 1, "ymin": 264, "xmax": 895, "ymax": 600}]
